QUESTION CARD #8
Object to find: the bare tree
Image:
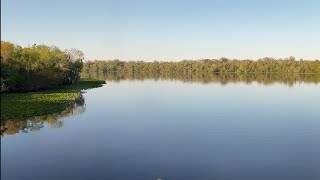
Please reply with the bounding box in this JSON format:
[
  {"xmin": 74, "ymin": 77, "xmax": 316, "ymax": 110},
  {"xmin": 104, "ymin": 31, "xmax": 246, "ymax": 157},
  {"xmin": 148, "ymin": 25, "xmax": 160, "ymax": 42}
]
[{"xmin": 65, "ymin": 48, "xmax": 84, "ymax": 62}]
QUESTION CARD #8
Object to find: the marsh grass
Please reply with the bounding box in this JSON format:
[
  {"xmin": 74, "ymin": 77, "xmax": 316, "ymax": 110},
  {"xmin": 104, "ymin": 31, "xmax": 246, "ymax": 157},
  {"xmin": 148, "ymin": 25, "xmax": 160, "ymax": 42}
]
[{"xmin": 0, "ymin": 79, "xmax": 105, "ymax": 120}]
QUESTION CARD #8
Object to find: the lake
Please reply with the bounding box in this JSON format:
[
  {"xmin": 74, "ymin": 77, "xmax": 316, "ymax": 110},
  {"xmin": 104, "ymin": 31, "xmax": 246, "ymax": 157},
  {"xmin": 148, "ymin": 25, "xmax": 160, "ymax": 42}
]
[{"xmin": 1, "ymin": 74, "xmax": 320, "ymax": 180}]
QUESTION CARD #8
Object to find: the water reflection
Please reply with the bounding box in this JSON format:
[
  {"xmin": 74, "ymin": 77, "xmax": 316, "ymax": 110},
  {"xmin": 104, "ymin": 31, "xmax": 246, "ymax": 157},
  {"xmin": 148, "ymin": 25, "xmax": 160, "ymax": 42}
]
[
  {"xmin": 1, "ymin": 95, "xmax": 86, "ymax": 136},
  {"xmin": 2, "ymin": 75, "xmax": 319, "ymax": 180},
  {"xmin": 82, "ymin": 72, "xmax": 320, "ymax": 86}
]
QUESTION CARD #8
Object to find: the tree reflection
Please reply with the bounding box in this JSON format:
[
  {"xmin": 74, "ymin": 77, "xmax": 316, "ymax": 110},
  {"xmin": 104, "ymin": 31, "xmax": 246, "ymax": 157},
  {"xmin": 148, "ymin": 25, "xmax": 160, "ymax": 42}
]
[
  {"xmin": 1, "ymin": 95, "xmax": 86, "ymax": 136},
  {"xmin": 82, "ymin": 72, "xmax": 320, "ymax": 87}
]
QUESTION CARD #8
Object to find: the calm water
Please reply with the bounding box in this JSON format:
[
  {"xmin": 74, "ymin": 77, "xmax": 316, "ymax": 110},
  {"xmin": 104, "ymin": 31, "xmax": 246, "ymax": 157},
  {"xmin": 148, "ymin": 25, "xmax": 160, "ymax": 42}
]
[{"xmin": 1, "ymin": 78, "xmax": 320, "ymax": 180}]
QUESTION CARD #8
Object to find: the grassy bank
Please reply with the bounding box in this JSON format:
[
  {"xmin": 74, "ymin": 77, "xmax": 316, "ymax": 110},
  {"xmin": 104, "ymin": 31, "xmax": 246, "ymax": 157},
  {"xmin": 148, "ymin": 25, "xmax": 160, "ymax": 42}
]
[{"xmin": 0, "ymin": 79, "xmax": 105, "ymax": 121}]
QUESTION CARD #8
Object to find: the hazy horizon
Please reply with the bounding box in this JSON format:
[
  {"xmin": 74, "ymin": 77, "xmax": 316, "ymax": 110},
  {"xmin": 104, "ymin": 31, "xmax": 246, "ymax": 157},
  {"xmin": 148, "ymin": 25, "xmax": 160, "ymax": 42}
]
[{"xmin": 2, "ymin": 0, "xmax": 320, "ymax": 61}]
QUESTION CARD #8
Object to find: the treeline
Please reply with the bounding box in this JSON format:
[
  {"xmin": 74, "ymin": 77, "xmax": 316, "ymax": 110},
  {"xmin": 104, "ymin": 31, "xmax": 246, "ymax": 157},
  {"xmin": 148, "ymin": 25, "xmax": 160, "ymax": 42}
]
[
  {"xmin": 83, "ymin": 58, "xmax": 320, "ymax": 74},
  {"xmin": 1, "ymin": 41, "xmax": 84, "ymax": 92}
]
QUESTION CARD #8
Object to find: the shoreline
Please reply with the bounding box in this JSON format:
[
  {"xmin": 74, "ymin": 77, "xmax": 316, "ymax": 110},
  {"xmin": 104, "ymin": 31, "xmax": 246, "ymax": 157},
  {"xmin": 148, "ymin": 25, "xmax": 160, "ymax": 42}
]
[{"xmin": 0, "ymin": 79, "xmax": 105, "ymax": 121}]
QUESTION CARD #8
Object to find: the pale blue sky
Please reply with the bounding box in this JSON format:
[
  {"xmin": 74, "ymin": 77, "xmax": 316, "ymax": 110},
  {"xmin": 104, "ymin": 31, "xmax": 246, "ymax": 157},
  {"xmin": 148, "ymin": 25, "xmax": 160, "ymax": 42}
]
[{"xmin": 1, "ymin": 0, "xmax": 320, "ymax": 61}]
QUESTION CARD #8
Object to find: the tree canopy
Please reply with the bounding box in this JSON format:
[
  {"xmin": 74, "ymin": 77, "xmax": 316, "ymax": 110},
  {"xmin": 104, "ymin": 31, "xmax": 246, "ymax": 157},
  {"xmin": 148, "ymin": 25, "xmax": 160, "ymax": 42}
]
[
  {"xmin": 1, "ymin": 41, "xmax": 83, "ymax": 92},
  {"xmin": 82, "ymin": 58, "xmax": 320, "ymax": 75}
]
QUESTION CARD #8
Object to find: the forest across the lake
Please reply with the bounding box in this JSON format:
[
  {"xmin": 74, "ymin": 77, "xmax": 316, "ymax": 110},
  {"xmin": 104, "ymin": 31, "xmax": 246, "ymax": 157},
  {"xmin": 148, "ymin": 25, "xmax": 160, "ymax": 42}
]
[
  {"xmin": 82, "ymin": 57, "xmax": 320, "ymax": 86},
  {"xmin": 83, "ymin": 58, "xmax": 320, "ymax": 75}
]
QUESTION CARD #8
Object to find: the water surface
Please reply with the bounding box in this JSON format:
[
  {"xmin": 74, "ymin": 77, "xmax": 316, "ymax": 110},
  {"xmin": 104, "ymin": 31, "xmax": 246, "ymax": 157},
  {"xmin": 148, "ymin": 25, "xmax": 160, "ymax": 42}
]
[{"xmin": 1, "ymin": 77, "xmax": 320, "ymax": 180}]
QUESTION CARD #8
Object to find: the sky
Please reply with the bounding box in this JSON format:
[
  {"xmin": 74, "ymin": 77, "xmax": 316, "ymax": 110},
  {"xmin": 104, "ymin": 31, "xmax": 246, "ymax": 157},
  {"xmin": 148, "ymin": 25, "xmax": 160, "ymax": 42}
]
[{"xmin": 1, "ymin": 0, "xmax": 320, "ymax": 61}]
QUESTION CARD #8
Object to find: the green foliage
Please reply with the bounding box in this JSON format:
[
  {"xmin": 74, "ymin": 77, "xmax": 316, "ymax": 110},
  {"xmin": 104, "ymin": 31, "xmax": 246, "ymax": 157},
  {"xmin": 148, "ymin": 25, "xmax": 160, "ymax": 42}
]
[
  {"xmin": 0, "ymin": 79, "xmax": 105, "ymax": 120},
  {"xmin": 1, "ymin": 41, "xmax": 84, "ymax": 92},
  {"xmin": 82, "ymin": 57, "xmax": 320, "ymax": 87},
  {"xmin": 82, "ymin": 58, "xmax": 320, "ymax": 75}
]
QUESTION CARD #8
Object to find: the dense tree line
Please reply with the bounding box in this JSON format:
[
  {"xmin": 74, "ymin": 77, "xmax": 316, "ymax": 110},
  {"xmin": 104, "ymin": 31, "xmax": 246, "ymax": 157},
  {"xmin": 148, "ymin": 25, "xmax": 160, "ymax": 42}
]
[
  {"xmin": 83, "ymin": 58, "xmax": 320, "ymax": 75},
  {"xmin": 1, "ymin": 41, "xmax": 84, "ymax": 92}
]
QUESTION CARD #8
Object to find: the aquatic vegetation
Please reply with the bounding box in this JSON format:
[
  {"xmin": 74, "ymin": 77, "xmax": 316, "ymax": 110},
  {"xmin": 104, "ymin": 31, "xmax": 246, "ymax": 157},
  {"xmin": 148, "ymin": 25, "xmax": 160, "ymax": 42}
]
[
  {"xmin": 0, "ymin": 79, "xmax": 105, "ymax": 120},
  {"xmin": 1, "ymin": 94, "xmax": 86, "ymax": 136}
]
